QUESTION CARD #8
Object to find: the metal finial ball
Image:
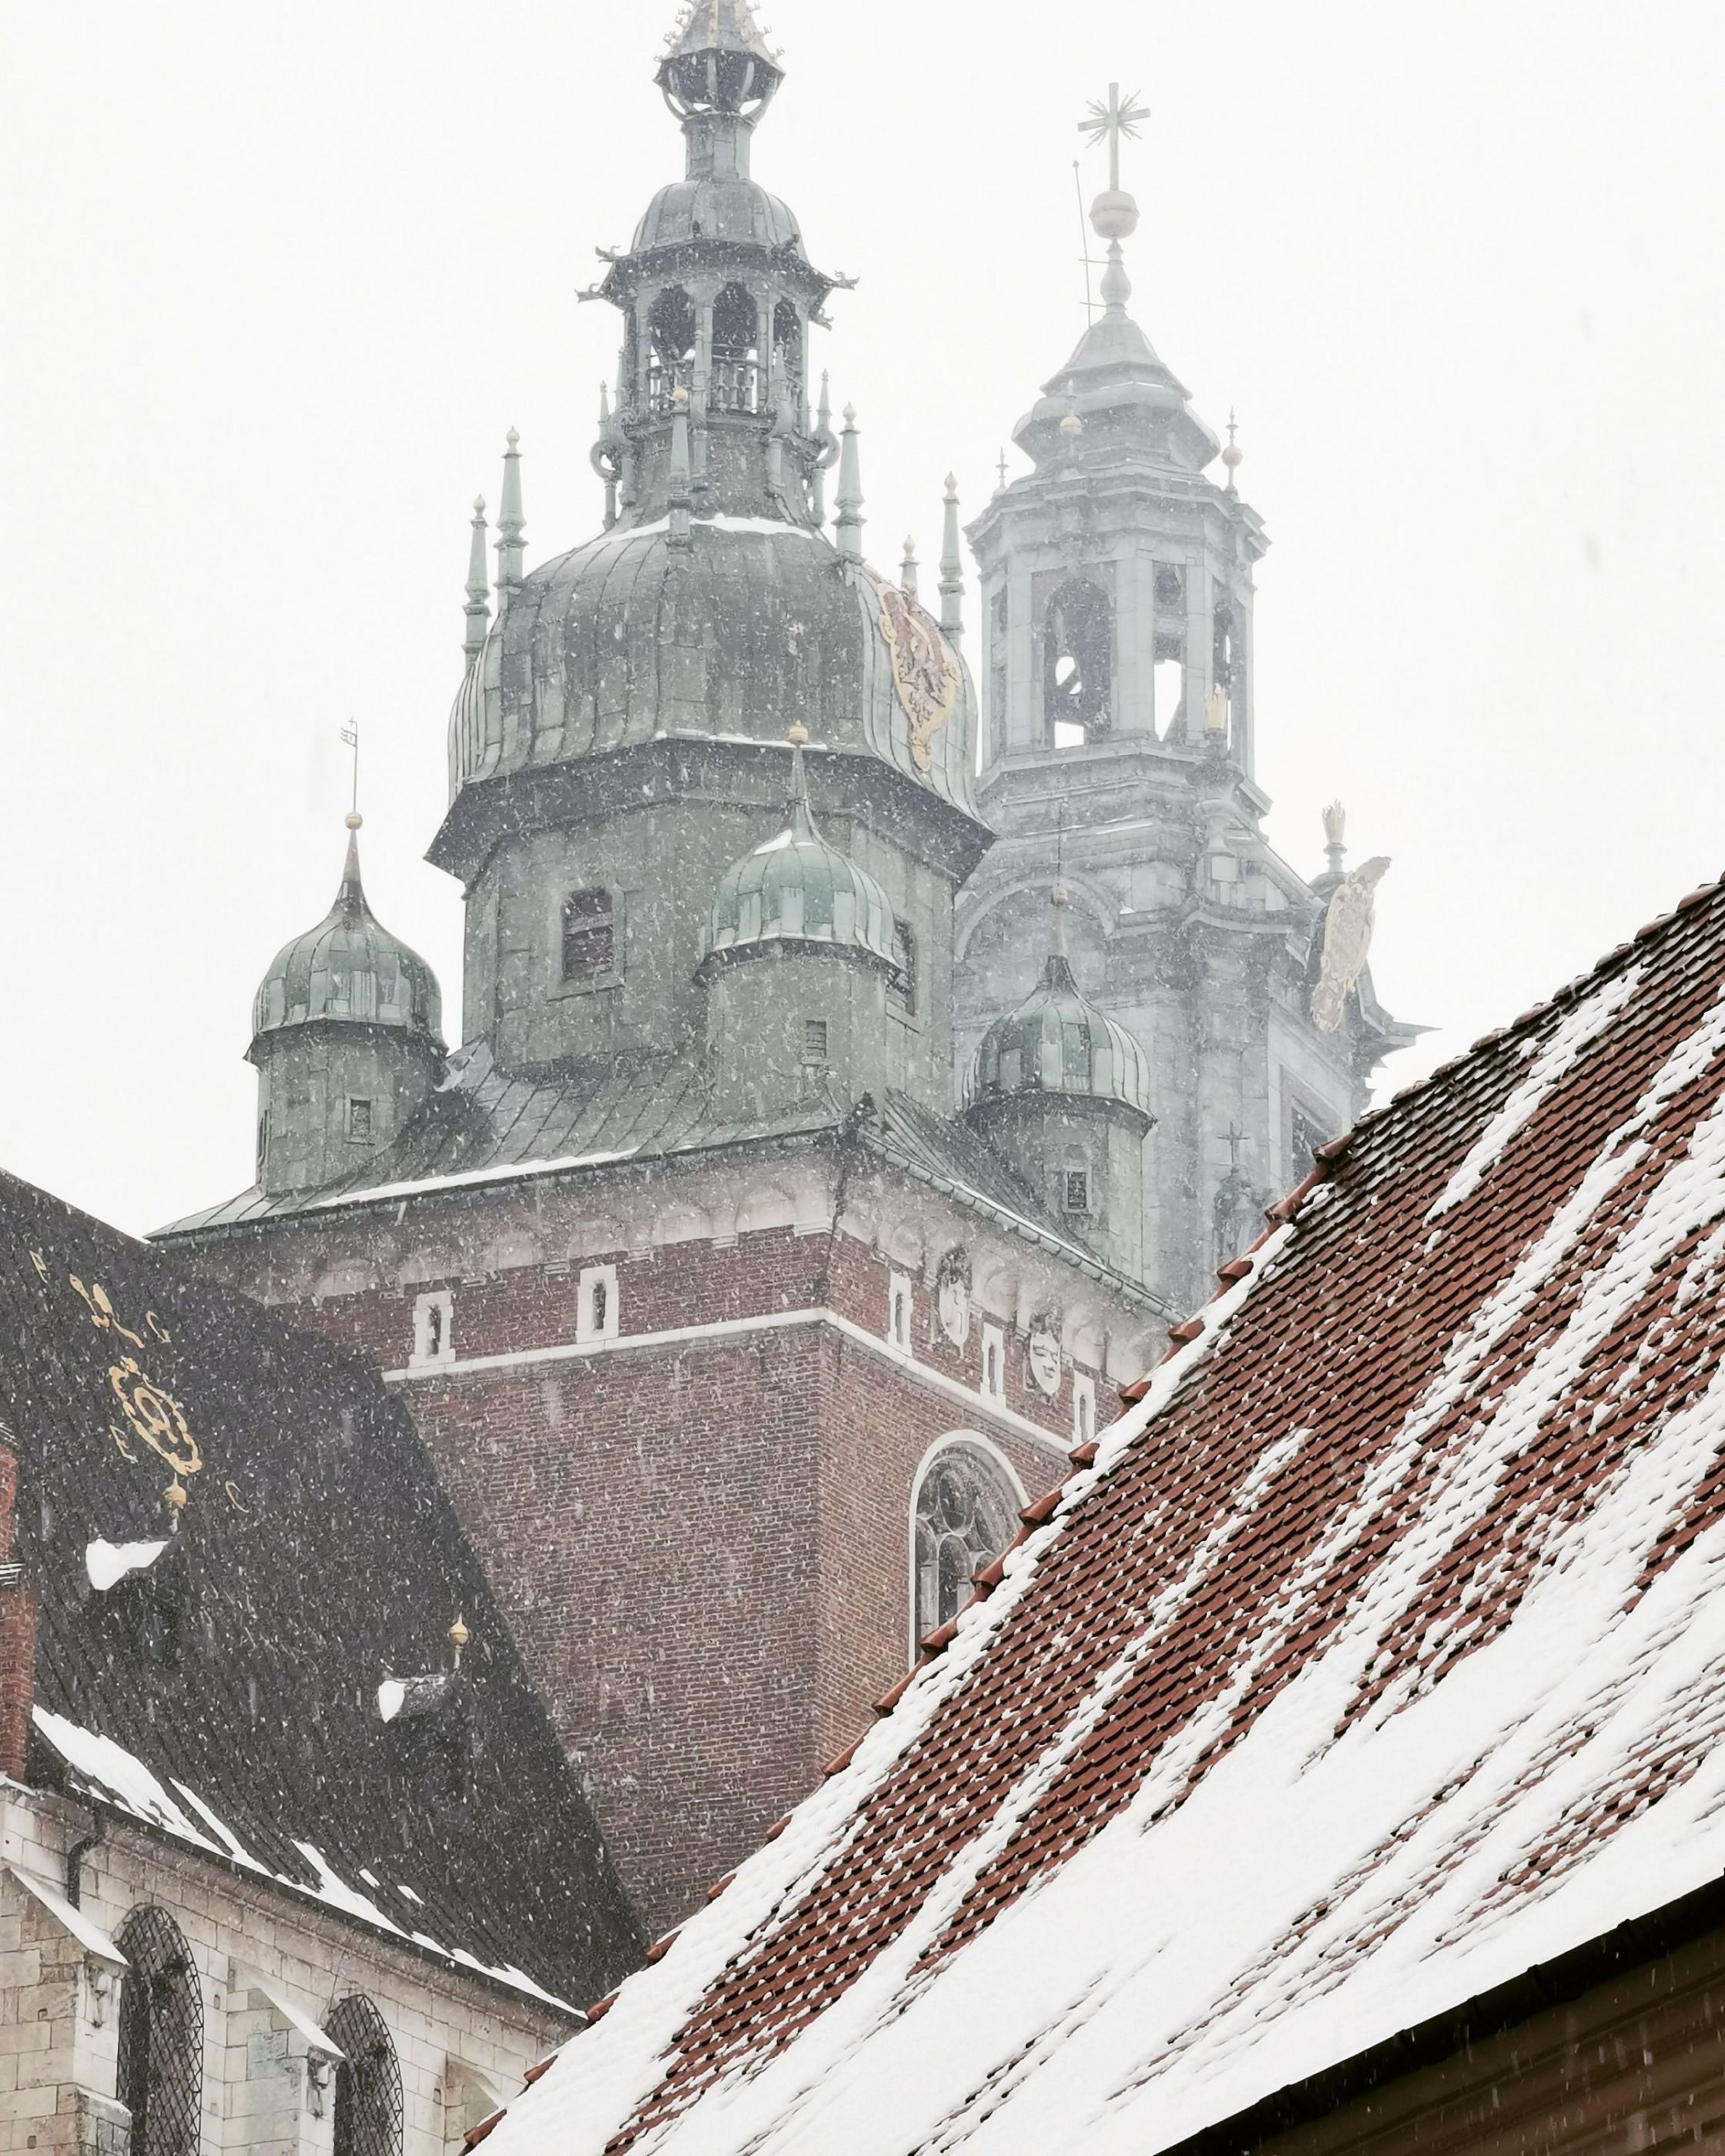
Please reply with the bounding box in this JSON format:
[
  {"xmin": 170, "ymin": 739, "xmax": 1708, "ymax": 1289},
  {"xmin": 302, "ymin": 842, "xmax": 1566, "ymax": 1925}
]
[
  {"xmin": 1060, "ymin": 413, "xmax": 1084, "ymax": 439},
  {"xmin": 449, "ymin": 1612, "xmax": 471, "ymax": 1651},
  {"xmin": 1090, "ymin": 188, "xmax": 1141, "ymax": 242},
  {"xmin": 345, "ymin": 812, "xmax": 363, "ymax": 831},
  {"xmin": 788, "ymin": 721, "xmax": 809, "ymax": 746},
  {"xmin": 473, "ymin": 494, "xmax": 486, "ymax": 514}
]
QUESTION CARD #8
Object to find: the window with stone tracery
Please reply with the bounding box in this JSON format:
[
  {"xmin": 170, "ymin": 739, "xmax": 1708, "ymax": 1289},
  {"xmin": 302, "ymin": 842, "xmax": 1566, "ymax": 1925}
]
[
  {"xmin": 913, "ymin": 1440, "xmax": 1023, "ymax": 1643},
  {"xmin": 116, "ymin": 1907, "xmax": 202, "ymax": 2156},
  {"xmin": 1043, "ymin": 578, "xmax": 1113, "ymax": 746},
  {"xmin": 325, "ymin": 1994, "xmax": 402, "ymax": 2156}
]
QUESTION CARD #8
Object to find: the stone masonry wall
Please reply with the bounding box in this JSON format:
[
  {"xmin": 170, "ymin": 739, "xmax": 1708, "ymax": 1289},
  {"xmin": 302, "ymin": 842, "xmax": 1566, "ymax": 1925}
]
[{"xmin": 0, "ymin": 1787, "xmax": 568, "ymax": 2156}]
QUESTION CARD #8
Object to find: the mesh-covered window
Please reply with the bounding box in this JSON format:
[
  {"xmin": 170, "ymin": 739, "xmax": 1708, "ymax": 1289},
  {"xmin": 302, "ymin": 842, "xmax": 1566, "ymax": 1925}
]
[
  {"xmin": 802, "ymin": 1019, "xmax": 829, "ymax": 1064},
  {"xmin": 326, "ymin": 1995, "xmax": 403, "ymax": 2156},
  {"xmin": 888, "ymin": 921, "xmax": 917, "ymax": 1017},
  {"xmin": 562, "ymin": 889, "xmax": 615, "ymax": 983},
  {"xmin": 116, "ymin": 1907, "xmax": 202, "ymax": 2156},
  {"xmin": 913, "ymin": 1441, "xmax": 1021, "ymax": 1642}
]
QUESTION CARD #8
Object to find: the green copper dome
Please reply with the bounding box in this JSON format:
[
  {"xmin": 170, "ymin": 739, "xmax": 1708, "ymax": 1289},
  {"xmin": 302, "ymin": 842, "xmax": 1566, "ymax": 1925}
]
[
  {"xmin": 252, "ymin": 827, "xmax": 444, "ymax": 1046},
  {"xmin": 705, "ymin": 744, "xmax": 897, "ymax": 968},
  {"xmin": 968, "ymin": 950, "xmax": 1150, "ymax": 1115}
]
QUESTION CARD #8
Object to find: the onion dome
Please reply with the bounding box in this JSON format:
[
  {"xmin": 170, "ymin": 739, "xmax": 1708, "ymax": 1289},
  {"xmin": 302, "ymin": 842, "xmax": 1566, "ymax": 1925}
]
[
  {"xmin": 251, "ymin": 820, "xmax": 444, "ymax": 1047},
  {"xmin": 704, "ymin": 730, "xmax": 898, "ymax": 967},
  {"xmin": 967, "ymin": 895, "xmax": 1149, "ymax": 1114}
]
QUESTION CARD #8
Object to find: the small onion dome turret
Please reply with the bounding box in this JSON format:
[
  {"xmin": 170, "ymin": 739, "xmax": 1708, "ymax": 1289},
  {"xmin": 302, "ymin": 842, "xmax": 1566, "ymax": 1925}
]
[
  {"xmin": 251, "ymin": 820, "xmax": 444, "ymax": 1050},
  {"xmin": 704, "ymin": 731, "xmax": 898, "ymax": 969},
  {"xmin": 967, "ymin": 905, "xmax": 1150, "ymax": 1116}
]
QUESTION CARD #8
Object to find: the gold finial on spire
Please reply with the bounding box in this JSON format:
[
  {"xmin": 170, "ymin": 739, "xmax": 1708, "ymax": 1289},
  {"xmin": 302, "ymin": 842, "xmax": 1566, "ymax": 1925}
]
[
  {"xmin": 449, "ymin": 1612, "xmax": 470, "ymax": 1666},
  {"xmin": 787, "ymin": 721, "xmax": 809, "ymax": 746}
]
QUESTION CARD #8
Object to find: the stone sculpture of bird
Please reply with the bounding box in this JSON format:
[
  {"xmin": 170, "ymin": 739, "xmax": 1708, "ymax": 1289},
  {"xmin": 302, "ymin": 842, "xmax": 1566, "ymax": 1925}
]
[{"xmin": 1311, "ymin": 856, "xmax": 1392, "ymax": 1033}]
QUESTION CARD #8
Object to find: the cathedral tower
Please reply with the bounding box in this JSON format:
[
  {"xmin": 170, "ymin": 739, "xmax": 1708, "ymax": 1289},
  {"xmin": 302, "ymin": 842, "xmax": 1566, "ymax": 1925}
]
[
  {"xmin": 167, "ymin": 13, "xmax": 1171, "ymax": 1936},
  {"xmin": 954, "ymin": 90, "xmax": 1414, "ymax": 1311},
  {"xmin": 434, "ymin": 0, "xmax": 988, "ymax": 1111}
]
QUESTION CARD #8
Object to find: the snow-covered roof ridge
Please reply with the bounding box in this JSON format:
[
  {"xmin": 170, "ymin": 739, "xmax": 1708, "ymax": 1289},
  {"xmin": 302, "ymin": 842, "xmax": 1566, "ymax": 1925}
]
[{"xmin": 483, "ymin": 870, "xmax": 1725, "ymax": 2156}]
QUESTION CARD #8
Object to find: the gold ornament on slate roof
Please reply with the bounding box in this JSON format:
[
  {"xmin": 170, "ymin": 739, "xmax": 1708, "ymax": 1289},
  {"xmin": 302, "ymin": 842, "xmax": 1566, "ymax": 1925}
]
[
  {"xmin": 1311, "ymin": 855, "xmax": 1392, "ymax": 1033},
  {"xmin": 876, "ymin": 584, "xmax": 958, "ymax": 772},
  {"xmin": 449, "ymin": 1612, "xmax": 471, "ymax": 1666}
]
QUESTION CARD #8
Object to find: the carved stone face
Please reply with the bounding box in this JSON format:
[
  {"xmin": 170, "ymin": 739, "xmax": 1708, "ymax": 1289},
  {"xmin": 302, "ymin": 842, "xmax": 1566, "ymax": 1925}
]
[
  {"xmin": 1026, "ymin": 1326, "xmax": 1063, "ymax": 1398},
  {"xmin": 936, "ymin": 1250, "xmax": 972, "ymax": 1349}
]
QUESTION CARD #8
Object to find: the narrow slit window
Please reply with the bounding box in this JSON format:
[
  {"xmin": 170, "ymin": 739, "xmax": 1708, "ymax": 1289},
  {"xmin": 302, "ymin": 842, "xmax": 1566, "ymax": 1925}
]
[
  {"xmin": 888, "ymin": 922, "xmax": 917, "ymax": 1017},
  {"xmin": 1063, "ymin": 1168, "xmax": 1090, "ymax": 1214},
  {"xmin": 802, "ymin": 1018, "xmax": 829, "ymax": 1064},
  {"xmin": 348, "ymin": 1099, "xmax": 373, "ymax": 1143},
  {"xmin": 888, "ymin": 1271, "xmax": 913, "ymax": 1354},
  {"xmin": 562, "ymin": 889, "xmax": 615, "ymax": 983}
]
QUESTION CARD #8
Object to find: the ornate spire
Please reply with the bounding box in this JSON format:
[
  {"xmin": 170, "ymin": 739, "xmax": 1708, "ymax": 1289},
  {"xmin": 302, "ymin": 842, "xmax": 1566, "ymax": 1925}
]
[
  {"xmin": 657, "ymin": 0, "xmax": 783, "ymax": 164},
  {"xmin": 939, "ymin": 474, "xmax": 963, "ymax": 643},
  {"xmin": 835, "ymin": 404, "xmax": 864, "ymax": 561},
  {"xmin": 899, "ymin": 537, "xmax": 919, "ymax": 598},
  {"xmin": 463, "ymin": 497, "xmax": 490, "ymax": 666},
  {"xmin": 1080, "ymin": 84, "xmax": 1149, "ymax": 317},
  {"xmin": 494, "ymin": 431, "xmax": 526, "ymax": 615},
  {"xmin": 812, "ymin": 373, "xmax": 837, "ymax": 526},
  {"xmin": 1223, "ymin": 410, "xmax": 1243, "ymax": 494}
]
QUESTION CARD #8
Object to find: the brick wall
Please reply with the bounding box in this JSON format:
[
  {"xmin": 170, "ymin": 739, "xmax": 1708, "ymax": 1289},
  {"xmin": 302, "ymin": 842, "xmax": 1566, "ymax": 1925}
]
[
  {"xmin": 173, "ymin": 1182, "xmax": 1151, "ymax": 1937},
  {"xmin": 0, "ymin": 1445, "xmax": 35, "ymax": 1783}
]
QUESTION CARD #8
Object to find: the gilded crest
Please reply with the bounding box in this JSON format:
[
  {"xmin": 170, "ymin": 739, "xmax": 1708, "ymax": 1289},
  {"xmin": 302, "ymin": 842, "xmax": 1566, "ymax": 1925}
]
[{"xmin": 876, "ymin": 584, "xmax": 959, "ymax": 772}]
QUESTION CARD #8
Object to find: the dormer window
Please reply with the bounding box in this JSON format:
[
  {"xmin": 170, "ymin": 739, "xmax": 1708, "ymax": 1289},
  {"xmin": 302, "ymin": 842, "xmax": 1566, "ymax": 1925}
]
[{"xmin": 562, "ymin": 890, "xmax": 615, "ymax": 983}]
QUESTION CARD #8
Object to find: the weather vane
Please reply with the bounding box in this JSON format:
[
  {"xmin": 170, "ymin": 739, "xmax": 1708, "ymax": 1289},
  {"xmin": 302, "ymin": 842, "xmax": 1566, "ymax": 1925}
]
[
  {"xmin": 340, "ymin": 720, "xmax": 360, "ymax": 825},
  {"xmin": 1080, "ymin": 82, "xmax": 1151, "ymax": 194}
]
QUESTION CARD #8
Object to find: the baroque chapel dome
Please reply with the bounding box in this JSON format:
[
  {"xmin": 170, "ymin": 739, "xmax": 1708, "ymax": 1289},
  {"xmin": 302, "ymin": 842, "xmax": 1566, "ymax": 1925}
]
[
  {"xmin": 251, "ymin": 827, "xmax": 443, "ymax": 1046},
  {"xmin": 448, "ymin": 518, "xmax": 978, "ymax": 819},
  {"xmin": 704, "ymin": 740, "xmax": 898, "ymax": 968},
  {"xmin": 967, "ymin": 946, "xmax": 1150, "ymax": 1116}
]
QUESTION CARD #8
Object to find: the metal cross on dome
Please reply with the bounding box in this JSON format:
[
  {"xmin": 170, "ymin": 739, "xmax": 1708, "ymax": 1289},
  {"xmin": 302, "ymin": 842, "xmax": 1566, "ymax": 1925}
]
[{"xmin": 1080, "ymin": 82, "xmax": 1151, "ymax": 192}]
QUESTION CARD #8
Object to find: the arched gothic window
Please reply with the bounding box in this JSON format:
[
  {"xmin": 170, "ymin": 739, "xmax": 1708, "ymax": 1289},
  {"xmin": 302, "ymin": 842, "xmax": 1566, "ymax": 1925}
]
[
  {"xmin": 712, "ymin": 283, "xmax": 761, "ymax": 413},
  {"xmin": 326, "ymin": 1995, "xmax": 403, "ymax": 2156},
  {"xmin": 647, "ymin": 287, "xmax": 697, "ymax": 412},
  {"xmin": 772, "ymin": 300, "xmax": 804, "ymax": 407},
  {"xmin": 913, "ymin": 1439, "xmax": 1023, "ymax": 1643},
  {"xmin": 1043, "ymin": 579, "xmax": 1113, "ymax": 745},
  {"xmin": 115, "ymin": 1908, "xmax": 202, "ymax": 2156}
]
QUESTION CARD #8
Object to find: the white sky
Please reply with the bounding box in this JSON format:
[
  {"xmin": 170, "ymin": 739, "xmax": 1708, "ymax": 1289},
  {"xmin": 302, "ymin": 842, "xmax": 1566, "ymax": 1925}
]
[{"xmin": 3, "ymin": 0, "xmax": 1723, "ymax": 1238}]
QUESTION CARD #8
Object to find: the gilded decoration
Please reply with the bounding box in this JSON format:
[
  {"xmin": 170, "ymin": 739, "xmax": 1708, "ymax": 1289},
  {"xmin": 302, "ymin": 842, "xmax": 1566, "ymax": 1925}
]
[
  {"xmin": 29, "ymin": 1257, "xmax": 206, "ymax": 1508},
  {"xmin": 876, "ymin": 584, "xmax": 959, "ymax": 772}
]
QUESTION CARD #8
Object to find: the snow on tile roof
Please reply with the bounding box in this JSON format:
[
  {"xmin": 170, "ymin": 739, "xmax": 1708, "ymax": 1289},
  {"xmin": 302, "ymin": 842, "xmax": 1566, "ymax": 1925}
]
[{"xmin": 481, "ymin": 872, "xmax": 1725, "ymax": 2156}]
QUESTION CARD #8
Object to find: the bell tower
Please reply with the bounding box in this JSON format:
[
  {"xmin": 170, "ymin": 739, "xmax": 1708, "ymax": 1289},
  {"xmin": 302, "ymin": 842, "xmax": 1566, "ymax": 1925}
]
[{"xmin": 954, "ymin": 89, "xmax": 1415, "ymax": 1311}]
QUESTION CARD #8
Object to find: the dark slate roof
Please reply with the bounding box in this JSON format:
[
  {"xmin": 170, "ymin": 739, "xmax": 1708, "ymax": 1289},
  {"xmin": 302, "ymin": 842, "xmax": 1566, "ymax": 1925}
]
[
  {"xmin": 0, "ymin": 1167, "xmax": 641, "ymax": 2007},
  {"xmin": 477, "ymin": 870, "xmax": 1725, "ymax": 2151},
  {"xmin": 155, "ymin": 1051, "xmax": 1167, "ymax": 1308}
]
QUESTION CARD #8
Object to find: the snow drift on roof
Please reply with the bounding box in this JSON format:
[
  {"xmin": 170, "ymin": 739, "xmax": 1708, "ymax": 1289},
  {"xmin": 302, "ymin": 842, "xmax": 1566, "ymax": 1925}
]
[{"xmin": 481, "ymin": 875, "xmax": 1725, "ymax": 2155}]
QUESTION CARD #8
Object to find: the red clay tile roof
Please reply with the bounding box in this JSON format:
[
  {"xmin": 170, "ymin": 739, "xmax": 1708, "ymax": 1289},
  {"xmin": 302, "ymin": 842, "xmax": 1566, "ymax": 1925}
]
[{"xmin": 487, "ymin": 872, "xmax": 1725, "ymax": 2155}]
